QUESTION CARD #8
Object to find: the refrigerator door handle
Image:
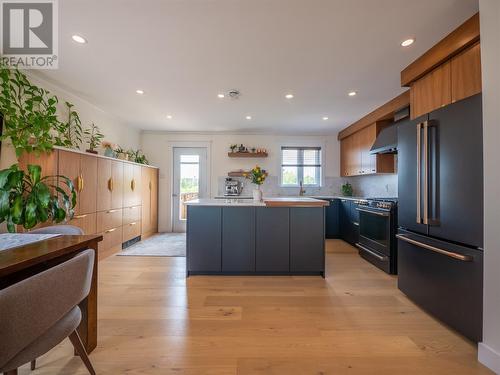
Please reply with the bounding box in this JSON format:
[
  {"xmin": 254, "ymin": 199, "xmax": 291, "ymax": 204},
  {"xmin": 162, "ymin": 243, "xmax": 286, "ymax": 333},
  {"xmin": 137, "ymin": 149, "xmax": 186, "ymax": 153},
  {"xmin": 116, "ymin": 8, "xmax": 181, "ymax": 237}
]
[
  {"xmin": 396, "ymin": 234, "xmax": 473, "ymax": 262},
  {"xmin": 416, "ymin": 122, "xmax": 422, "ymax": 224},
  {"xmin": 423, "ymin": 120, "xmax": 429, "ymax": 225}
]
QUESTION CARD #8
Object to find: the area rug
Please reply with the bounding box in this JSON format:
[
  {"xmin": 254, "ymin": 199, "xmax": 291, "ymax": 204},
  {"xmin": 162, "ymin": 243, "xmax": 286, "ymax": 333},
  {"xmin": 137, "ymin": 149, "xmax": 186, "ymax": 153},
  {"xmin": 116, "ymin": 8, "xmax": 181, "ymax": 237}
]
[{"xmin": 118, "ymin": 233, "xmax": 186, "ymax": 257}]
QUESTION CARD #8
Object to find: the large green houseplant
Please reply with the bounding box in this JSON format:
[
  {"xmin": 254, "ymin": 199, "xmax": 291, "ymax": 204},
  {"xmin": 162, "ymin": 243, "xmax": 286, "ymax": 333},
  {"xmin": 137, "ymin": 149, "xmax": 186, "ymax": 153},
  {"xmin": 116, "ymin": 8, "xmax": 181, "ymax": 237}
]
[{"xmin": 0, "ymin": 164, "xmax": 76, "ymax": 232}]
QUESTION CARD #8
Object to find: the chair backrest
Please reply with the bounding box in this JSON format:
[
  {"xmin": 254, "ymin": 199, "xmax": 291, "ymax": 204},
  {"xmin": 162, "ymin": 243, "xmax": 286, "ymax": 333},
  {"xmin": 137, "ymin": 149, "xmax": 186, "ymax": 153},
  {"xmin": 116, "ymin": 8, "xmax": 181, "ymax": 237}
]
[
  {"xmin": 29, "ymin": 225, "xmax": 84, "ymax": 235},
  {"xmin": 0, "ymin": 249, "xmax": 95, "ymax": 368}
]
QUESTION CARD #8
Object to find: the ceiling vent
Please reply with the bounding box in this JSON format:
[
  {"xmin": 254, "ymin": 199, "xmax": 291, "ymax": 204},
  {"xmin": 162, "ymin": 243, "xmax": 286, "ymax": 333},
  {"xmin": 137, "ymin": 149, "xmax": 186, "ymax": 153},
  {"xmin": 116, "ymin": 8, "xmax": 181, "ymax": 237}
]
[{"xmin": 227, "ymin": 89, "xmax": 241, "ymax": 99}]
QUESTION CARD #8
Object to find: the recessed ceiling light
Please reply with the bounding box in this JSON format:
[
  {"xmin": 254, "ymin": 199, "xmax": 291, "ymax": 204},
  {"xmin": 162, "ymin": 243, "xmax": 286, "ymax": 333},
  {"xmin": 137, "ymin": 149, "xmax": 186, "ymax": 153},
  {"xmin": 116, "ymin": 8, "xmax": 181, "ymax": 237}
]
[
  {"xmin": 322, "ymin": 116, "xmax": 329, "ymax": 121},
  {"xmin": 218, "ymin": 93, "xmax": 225, "ymax": 98},
  {"xmin": 348, "ymin": 91, "xmax": 357, "ymax": 97},
  {"xmin": 166, "ymin": 115, "xmax": 173, "ymax": 119},
  {"xmin": 72, "ymin": 34, "xmax": 87, "ymax": 44},
  {"xmin": 401, "ymin": 38, "xmax": 415, "ymax": 47},
  {"xmin": 285, "ymin": 94, "xmax": 294, "ymax": 99},
  {"xmin": 136, "ymin": 89, "xmax": 144, "ymax": 95},
  {"xmin": 246, "ymin": 115, "xmax": 252, "ymax": 120}
]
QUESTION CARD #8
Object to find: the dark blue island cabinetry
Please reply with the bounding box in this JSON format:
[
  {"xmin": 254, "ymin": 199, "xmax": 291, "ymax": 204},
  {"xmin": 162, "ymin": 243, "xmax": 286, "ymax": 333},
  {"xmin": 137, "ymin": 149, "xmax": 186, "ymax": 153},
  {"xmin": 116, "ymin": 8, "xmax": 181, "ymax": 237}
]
[{"xmin": 186, "ymin": 201, "xmax": 326, "ymax": 277}]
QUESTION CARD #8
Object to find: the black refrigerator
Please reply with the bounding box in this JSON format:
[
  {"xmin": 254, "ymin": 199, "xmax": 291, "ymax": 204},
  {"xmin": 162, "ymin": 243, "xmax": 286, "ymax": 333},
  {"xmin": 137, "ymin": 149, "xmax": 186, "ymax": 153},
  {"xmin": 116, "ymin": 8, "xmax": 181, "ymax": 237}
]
[{"xmin": 397, "ymin": 94, "xmax": 483, "ymax": 342}]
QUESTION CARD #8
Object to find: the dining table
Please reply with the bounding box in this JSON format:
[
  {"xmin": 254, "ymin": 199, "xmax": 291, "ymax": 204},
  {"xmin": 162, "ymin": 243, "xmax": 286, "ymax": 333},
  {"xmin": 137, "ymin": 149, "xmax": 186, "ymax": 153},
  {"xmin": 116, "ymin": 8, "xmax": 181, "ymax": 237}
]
[{"xmin": 0, "ymin": 234, "xmax": 103, "ymax": 353}]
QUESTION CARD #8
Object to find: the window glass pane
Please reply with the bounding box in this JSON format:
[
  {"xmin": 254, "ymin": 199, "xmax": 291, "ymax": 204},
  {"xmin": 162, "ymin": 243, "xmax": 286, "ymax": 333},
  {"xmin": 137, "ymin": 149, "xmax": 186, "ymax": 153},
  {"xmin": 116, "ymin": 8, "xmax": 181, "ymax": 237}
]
[
  {"xmin": 180, "ymin": 154, "xmax": 199, "ymax": 163},
  {"xmin": 282, "ymin": 149, "xmax": 299, "ymax": 165},
  {"xmin": 282, "ymin": 166, "xmax": 298, "ymax": 185},
  {"xmin": 303, "ymin": 166, "xmax": 319, "ymax": 185},
  {"xmin": 303, "ymin": 149, "xmax": 320, "ymax": 165}
]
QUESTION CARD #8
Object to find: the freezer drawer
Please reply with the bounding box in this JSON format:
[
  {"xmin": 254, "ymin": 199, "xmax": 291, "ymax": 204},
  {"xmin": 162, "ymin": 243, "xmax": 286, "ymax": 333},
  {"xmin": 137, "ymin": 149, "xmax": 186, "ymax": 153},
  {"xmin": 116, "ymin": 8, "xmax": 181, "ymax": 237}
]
[{"xmin": 397, "ymin": 230, "xmax": 483, "ymax": 342}]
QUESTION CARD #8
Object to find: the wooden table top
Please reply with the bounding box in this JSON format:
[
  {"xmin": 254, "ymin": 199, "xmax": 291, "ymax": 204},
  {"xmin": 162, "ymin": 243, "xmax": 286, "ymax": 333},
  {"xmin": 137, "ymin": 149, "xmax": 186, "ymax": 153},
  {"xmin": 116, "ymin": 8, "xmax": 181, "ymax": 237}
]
[
  {"xmin": 0, "ymin": 234, "xmax": 103, "ymax": 277},
  {"xmin": 263, "ymin": 197, "xmax": 330, "ymax": 207}
]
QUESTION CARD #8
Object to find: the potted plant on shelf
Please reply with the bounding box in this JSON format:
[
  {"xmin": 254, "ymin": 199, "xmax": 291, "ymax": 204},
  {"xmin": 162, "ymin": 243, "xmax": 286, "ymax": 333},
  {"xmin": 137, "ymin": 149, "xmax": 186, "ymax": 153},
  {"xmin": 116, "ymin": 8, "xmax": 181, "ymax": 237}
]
[
  {"xmin": 0, "ymin": 67, "xmax": 60, "ymax": 157},
  {"xmin": 83, "ymin": 123, "xmax": 104, "ymax": 154},
  {"xmin": 244, "ymin": 165, "xmax": 268, "ymax": 201},
  {"xmin": 101, "ymin": 141, "xmax": 116, "ymax": 157},
  {"xmin": 128, "ymin": 149, "xmax": 149, "ymax": 165},
  {"xmin": 229, "ymin": 144, "xmax": 237, "ymax": 153},
  {"xmin": 114, "ymin": 146, "xmax": 128, "ymax": 160},
  {"xmin": 0, "ymin": 164, "xmax": 77, "ymax": 232}
]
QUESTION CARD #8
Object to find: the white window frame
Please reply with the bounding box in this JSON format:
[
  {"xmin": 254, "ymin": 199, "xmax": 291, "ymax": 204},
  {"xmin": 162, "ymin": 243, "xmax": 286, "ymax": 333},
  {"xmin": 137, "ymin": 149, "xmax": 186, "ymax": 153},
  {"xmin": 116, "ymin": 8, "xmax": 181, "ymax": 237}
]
[{"xmin": 279, "ymin": 143, "xmax": 325, "ymax": 188}]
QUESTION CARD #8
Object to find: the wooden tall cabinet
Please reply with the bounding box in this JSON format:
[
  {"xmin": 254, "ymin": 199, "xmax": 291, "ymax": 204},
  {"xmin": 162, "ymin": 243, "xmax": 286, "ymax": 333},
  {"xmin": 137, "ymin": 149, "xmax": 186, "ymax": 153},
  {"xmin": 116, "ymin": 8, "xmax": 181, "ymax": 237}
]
[
  {"xmin": 141, "ymin": 166, "xmax": 159, "ymax": 238},
  {"xmin": 18, "ymin": 147, "xmax": 159, "ymax": 260}
]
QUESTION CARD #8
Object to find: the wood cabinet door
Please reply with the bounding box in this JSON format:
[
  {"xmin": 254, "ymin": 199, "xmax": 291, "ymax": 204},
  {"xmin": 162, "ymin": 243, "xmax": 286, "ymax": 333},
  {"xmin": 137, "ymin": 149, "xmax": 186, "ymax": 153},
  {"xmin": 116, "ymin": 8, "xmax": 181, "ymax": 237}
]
[
  {"xmin": 122, "ymin": 163, "xmax": 134, "ymax": 207},
  {"xmin": 150, "ymin": 168, "xmax": 158, "ymax": 232},
  {"xmin": 451, "ymin": 42, "xmax": 481, "ymax": 103},
  {"xmin": 141, "ymin": 166, "xmax": 151, "ymax": 234},
  {"xmin": 359, "ymin": 125, "xmax": 377, "ymax": 175},
  {"xmin": 132, "ymin": 165, "xmax": 142, "ymax": 206},
  {"xmin": 97, "ymin": 158, "xmax": 112, "ymax": 212},
  {"xmin": 58, "ymin": 150, "xmax": 82, "ymax": 214},
  {"xmin": 79, "ymin": 154, "xmax": 98, "ymax": 214},
  {"xmin": 111, "ymin": 161, "xmax": 124, "ymax": 209},
  {"xmin": 348, "ymin": 132, "xmax": 362, "ymax": 176},
  {"xmin": 410, "ymin": 61, "xmax": 452, "ymax": 119},
  {"xmin": 340, "ymin": 138, "xmax": 349, "ymax": 177}
]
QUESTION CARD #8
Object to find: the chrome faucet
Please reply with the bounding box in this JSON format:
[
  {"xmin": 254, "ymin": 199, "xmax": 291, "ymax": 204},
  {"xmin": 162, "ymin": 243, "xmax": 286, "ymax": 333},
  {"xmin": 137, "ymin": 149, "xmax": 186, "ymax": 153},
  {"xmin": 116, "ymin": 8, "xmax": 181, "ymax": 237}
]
[{"xmin": 299, "ymin": 180, "xmax": 306, "ymax": 196}]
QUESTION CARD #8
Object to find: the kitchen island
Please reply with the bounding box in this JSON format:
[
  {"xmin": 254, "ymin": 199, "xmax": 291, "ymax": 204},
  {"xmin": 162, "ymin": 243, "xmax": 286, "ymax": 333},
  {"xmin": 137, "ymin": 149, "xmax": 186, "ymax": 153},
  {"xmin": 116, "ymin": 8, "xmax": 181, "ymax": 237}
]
[{"xmin": 185, "ymin": 198, "xmax": 329, "ymax": 277}]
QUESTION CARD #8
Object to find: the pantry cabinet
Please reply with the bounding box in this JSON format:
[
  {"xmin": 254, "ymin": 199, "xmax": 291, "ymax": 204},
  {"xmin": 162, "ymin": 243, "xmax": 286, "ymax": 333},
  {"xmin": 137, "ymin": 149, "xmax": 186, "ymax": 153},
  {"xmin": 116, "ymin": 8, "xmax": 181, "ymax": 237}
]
[{"xmin": 19, "ymin": 147, "xmax": 159, "ymax": 259}]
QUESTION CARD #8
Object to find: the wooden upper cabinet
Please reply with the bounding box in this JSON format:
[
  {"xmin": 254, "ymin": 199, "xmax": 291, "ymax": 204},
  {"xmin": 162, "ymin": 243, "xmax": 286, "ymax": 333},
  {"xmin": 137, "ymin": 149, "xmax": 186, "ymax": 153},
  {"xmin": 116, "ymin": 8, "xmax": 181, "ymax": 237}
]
[
  {"xmin": 340, "ymin": 123, "xmax": 395, "ymax": 177},
  {"xmin": 58, "ymin": 150, "xmax": 97, "ymax": 215},
  {"xmin": 111, "ymin": 161, "xmax": 124, "ymax": 209},
  {"xmin": 97, "ymin": 159, "xmax": 124, "ymax": 212},
  {"xmin": 79, "ymin": 154, "xmax": 98, "ymax": 214},
  {"xmin": 410, "ymin": 61, "xmax": 451, "ymax": 119},
  {"xmin": 451, "ymin": 42, "xmax": 482, "ymax": 103},
  {"xmin": 97, "ymin": 158, "xmax": 112, "ymax": 211}
]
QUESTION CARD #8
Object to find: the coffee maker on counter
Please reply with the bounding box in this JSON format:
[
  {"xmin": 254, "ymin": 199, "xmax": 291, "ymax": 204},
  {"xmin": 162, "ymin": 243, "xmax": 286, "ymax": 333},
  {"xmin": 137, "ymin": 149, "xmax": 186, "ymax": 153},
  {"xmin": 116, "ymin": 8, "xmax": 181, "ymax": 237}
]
[{"xmin": 224, "ymin": 178, "xmax": 243, "ymax": 196}]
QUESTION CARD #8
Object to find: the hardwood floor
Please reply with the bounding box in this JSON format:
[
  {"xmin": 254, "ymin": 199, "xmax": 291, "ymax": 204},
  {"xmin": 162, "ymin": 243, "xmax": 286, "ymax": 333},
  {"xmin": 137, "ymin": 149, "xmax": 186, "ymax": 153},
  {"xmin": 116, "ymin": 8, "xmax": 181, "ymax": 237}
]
[{"xmin": 19, "ymin": 240, "xmax": 491, "ymax": 374}]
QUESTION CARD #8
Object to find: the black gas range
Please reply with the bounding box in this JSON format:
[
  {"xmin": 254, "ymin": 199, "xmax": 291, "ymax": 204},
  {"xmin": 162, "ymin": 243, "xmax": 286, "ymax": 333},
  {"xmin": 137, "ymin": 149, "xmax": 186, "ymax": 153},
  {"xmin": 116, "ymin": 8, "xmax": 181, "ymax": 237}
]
[{"xmin": 355, "ymin": 198, "xmax": 398, "ymax": 274}]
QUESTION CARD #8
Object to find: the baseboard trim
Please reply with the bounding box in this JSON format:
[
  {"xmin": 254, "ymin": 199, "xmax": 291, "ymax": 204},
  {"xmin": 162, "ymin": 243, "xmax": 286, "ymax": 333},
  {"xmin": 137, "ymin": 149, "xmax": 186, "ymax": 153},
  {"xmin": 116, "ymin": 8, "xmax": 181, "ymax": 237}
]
[{"xmin": 479, "ymin": 342, "xmax": 500, "ymax": 373}]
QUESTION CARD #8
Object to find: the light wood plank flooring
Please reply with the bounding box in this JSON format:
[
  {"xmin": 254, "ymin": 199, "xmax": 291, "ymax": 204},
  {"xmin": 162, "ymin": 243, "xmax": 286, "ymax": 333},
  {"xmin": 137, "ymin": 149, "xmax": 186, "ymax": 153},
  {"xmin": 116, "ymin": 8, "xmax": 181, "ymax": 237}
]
[{"xmin": 19, "ymin": 240, "xmax": 491, "ymax": 374}]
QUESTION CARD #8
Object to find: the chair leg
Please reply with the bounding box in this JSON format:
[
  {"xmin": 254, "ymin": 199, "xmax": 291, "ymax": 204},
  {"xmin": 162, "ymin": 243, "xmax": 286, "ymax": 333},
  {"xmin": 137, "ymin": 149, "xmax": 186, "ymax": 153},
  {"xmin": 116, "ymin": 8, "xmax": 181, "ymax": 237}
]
[
  {"xmin": 4, "ymin": 369, "xmax": 18, "ymax": 375},
  {"xmin": 30, "ymin": 359, "xmax": 36, "ymax": 370},
  {"xmin": 68, "ymin": 331, "xmax": 96, "ymax": 375}
]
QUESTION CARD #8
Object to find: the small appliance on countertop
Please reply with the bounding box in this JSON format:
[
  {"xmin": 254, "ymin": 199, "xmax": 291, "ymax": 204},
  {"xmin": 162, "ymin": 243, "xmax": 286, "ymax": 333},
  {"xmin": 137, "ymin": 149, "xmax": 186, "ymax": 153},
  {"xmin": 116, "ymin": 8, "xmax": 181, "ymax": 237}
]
[
  {"xmin": 223, "ymin": 177, "xmax": 243, "ymax": 197},
  {"xmin": 356, "ymin": 197, "xmax": 398, "ymax": 275}
]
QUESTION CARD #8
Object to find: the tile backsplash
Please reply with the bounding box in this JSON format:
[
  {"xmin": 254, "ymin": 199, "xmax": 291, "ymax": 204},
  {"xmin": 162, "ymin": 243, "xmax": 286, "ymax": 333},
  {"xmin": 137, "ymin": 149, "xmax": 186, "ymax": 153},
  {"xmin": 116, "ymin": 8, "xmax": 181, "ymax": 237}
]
[{"xmin": 216, "ymin": 173, "xmax": 398, "ymax": 198}]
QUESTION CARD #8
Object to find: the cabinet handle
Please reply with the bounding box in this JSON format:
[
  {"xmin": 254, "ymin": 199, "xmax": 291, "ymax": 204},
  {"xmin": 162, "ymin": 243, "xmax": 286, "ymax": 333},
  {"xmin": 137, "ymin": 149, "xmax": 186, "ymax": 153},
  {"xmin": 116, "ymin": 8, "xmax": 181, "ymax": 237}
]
[
  {"xmin": 129, "ymin": 222, "xmax": 137, "ymax": 226},
  {"xmin": 106, "ymin": 209, "xmax": 119, "ymax": 213},
  {"xmin": 149, "ymin": 181, "xmax": 152, "ymax": 190},
  {"xmin": 73, "ymin": 214, "xmax": 87, "ymax": 219},
  {"xmin": 108, "ymin": 177, "xmax": 114, "ymax": 192},
  {"xmin": 105, "ymin": 228, "xmax": 117, "ymax": 233},
  {"xmin": 352, "ymin": 222, "xmax": 359, "ymax": 226},
  {"xmin": 356, "ymin": 243, "xmax": 388, "ymax": 261},
  {"xmin": 131, "ymin": 179, "xmax": 136, "ymax": 191},
  {"xmin": 78, "ymin": 175, "xmax": 84, "ymax": 192},
  {"xmin": 396, "ymin": 234, "xmax": 472, "ymax": 262}
]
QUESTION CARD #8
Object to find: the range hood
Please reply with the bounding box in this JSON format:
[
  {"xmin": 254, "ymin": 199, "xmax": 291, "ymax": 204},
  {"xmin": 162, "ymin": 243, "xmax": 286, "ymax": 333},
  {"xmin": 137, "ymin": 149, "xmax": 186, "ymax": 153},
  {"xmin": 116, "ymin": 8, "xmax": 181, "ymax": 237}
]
[{"xmin": 370, "ymin": 124, "xmax": 397, "ymax": 154}]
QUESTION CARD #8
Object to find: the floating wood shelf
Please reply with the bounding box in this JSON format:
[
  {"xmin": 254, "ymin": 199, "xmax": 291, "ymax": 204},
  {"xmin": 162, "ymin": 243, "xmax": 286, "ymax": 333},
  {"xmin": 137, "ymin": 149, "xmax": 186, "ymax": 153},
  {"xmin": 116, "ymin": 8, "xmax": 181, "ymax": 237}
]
[
  {"xmin": 228, "ymin": 171, "xmax": 249, "ymax": 177},
  {"xmin": 228, "ymin": 152, "xmax": 268, "ymax": 158}
]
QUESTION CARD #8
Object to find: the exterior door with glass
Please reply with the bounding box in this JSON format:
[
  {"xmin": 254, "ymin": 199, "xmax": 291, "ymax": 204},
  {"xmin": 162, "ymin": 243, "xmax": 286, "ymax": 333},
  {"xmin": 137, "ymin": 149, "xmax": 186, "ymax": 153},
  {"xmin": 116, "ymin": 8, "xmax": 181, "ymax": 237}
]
[{"xmin": 172, "ymin": 147, "xmax": 208, "ymax": 232}]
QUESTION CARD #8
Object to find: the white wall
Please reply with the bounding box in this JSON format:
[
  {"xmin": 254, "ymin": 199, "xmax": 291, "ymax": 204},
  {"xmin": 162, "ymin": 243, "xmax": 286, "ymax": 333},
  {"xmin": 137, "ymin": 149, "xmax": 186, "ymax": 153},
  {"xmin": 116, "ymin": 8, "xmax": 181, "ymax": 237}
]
[
  {"xmin": 478, "ymin": 1, "xmax": 500, "ymax": 373},
  {"xmin": 0, "ymin": 72, "xmax": 140, "ymax": 169},
  {"xmin": 140, "ymin": 132, "xmax": 341, "ymax": 232}
]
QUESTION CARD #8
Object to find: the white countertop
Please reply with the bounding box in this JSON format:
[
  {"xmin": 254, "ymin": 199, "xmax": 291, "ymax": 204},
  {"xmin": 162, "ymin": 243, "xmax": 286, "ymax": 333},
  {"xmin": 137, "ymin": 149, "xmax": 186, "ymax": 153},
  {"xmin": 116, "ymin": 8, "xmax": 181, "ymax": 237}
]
[{"xmin": 186, "ymin": 197, "xmax": 328, "ymax": 207}]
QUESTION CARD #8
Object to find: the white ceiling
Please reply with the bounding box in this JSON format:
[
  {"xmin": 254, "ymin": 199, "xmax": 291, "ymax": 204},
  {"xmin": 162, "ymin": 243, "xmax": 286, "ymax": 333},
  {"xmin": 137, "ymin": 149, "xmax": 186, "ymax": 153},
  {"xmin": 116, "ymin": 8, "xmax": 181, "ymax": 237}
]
[{"xmin": 36, "ymin": 0, "xmax": 479, "ymax": 134}]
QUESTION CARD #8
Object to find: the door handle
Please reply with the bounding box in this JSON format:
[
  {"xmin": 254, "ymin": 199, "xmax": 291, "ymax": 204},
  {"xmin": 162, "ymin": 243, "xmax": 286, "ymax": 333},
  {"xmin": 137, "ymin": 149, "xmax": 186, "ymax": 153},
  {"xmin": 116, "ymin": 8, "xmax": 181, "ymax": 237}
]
[
  {"xmin": 416, "ymin": 122, "xmax": 422, "ymax": 224},
  {"xmin": 423, "ymin": 120, "xmax": 429, "ymax": 225},
  {"xmin": 355, "ymin": 208, "xmax": 389, "ymax": 217},
  {"xmin": 356, "ymin": 243, "xmax": 388, "ymax": 261},
  {"xmin": 396, "ymin": 234, "xmax": 472, "ymax": 262}
]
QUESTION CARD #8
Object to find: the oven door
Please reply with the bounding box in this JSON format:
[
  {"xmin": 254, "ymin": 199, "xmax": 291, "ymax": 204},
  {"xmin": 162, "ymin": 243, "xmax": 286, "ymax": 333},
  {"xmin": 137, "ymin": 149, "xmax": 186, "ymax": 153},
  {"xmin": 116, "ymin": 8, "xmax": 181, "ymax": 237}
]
[{"xmin": 357, "ymin": 207, "xmax": 391, "ymax": 256}]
